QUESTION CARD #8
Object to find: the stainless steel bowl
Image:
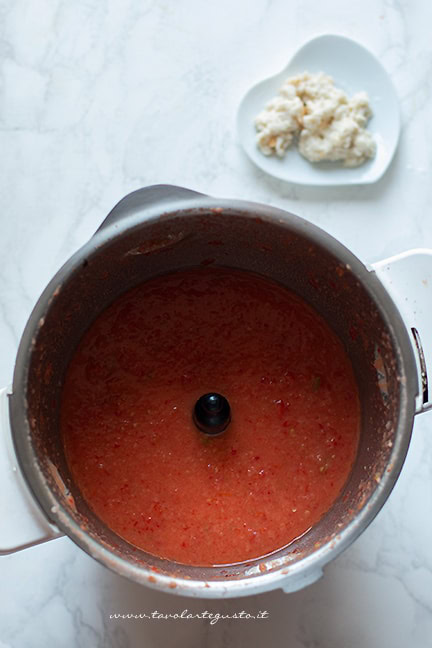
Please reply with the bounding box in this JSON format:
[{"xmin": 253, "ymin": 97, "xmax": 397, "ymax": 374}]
[{"xmin": 2, "ymin": 185, "xmax": 427, "ymax": 597}]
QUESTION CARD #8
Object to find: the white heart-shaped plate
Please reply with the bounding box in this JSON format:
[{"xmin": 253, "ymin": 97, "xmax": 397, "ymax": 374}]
[{"xmin": 237, "ymin": 35, "xmax": 400, "ymax": 186}]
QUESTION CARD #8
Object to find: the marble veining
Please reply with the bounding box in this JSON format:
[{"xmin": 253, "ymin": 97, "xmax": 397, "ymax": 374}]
[{"xmin": 1, "ymin": 0, "xmax": 432, "ymax": 646}]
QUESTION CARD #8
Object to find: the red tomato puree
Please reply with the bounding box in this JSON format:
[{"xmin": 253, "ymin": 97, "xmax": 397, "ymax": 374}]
[{"xmin": 61, "ymin": 267, "xmax": 360, "ymax": 566}]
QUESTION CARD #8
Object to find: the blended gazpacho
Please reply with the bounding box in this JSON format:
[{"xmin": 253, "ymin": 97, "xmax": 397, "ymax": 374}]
[{"xmin": 61, "ymin": 267, "xmax": 360, "ymax": 565}]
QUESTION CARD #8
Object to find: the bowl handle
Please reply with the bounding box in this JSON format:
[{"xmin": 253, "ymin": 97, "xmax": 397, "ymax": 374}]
[
  {"xmin": 96, "ymin": 184, "xmax": 205, "ymax": 232},
  {"xmin": 371, "ymin": 249, "xmax": 432, "ymax": 415},
  {"xmin": 0, "ymin": 387, "xmax": 63, "ymax": 554}
]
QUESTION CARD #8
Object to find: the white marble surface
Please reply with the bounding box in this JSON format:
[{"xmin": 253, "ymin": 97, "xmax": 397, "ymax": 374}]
[{"xmin": 1, "ymin": 0, "xmax": 432, "ymax": 646}]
